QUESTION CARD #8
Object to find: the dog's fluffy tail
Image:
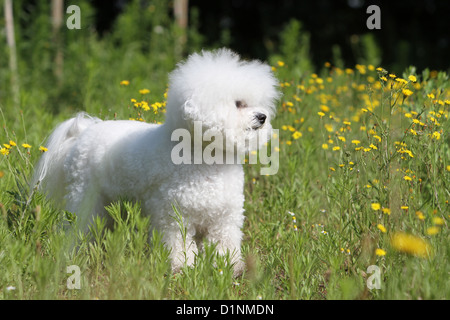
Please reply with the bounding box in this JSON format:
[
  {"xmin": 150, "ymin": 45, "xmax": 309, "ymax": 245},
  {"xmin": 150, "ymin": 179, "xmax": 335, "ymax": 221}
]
[{"xmin": 31, "ymin": 112, "xmax": 101, "ymax": 197}]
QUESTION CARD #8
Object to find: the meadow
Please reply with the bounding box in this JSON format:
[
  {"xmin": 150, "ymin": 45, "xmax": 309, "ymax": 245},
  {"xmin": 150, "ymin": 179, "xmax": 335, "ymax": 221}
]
[{"xmin": 0, "ymin": 4, "xmax": 449, "ymax": 300}]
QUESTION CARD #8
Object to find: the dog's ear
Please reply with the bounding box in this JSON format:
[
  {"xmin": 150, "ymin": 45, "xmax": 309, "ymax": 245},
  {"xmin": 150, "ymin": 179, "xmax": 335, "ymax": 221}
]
[{"xmin": 182, "ymin": 99, "xmax": 196, "ymax": 121}]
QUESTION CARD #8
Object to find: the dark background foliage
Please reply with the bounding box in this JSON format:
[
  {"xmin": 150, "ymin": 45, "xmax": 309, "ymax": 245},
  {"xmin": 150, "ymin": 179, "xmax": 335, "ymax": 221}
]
[
  {"xmin": 91, "ymin": 0, "xmax": 449, "ymax": 72},
  {"xmin": 2, "ymin": 0, "xmax": 448, "ymax": 113}
]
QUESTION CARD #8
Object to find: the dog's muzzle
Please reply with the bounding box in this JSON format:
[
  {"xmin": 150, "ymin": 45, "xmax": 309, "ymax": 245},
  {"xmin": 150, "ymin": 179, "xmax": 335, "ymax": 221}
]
[{"xmin": 252, "ymin": 113, "xmax": 267, "ymax": 129}]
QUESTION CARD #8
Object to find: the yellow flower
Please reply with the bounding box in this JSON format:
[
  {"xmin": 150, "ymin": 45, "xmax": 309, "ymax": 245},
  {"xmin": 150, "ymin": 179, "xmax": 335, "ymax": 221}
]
[
  {"xmin": 292, "ymin": 131, "xmax": 302, "ymax": 140},
  {"xmin": 9, "ymin": 140, "xmax": 16, "ymax": 147},
  {"xmin": 322, "ymin": 143, "xmax": 329, "ymax": 150},
  {"xmin": 320, "ymin": 105, "xmax": 330, "ymax": 112},
  {"xmin": 39, "ymin": 146, "xmax": 48, "ymax": 152},
  {"xmin": 371, "ymin": 203, "xmax": 381, "ymax": 211},
  {"xmin": 377, "ymin": 224, "xmax": 387, "ymax": 233},
  {"xmin": 382, "ymin": 208, "xmax": 391, "ymax": 215},
  {"xmin": 351, "ymin": 140, "xmax": 361, "ymax": 145},
  {"xmin": 391, "ymin": 232, "xmax": 431, "ymax": 258},
  {"xmin": 402, "ymin": 89, "xmax": 413, "ymax": 97},
  {"xmin": 415, "ymin": 211, "xmax": 425, "ymax": 220},
  {"xmin": 403, "ymin": 176, "xmax": 412, "ymax": 181},
  {"xmin": 22, "ymin": 143, "xmax": 32, "ymax": 149},
  {"xmin": 426, "ymin": 226, "xmax": 440, "ymax": 236},
  {"xmin": 277, "ymin": 61, "xmax": 285, "ymax": 67},
  {"xmin": 432, "ymin": 217, "xmax": 444, "ymax": 226},
  {"xmin": 338, "ymin": 136, "xmax": 346, "ymax": 142},
  {"xmin": 408, "ymin": 75, "xmax": 417, "ymax": 82},
  {"xmin": 401, "ymin": 206, "xmax": 409, "ymax": 210},
  {"xmin": 120, "ymin": 80, "xmax": 130, "ymax": 86},
  {"xmin": 375, "ymin": 248, "xmax": 386, "ymax": 256},
  {"xmin": 318, "ymin": 111, "xmax": 325, "ymax": 118},
  {"xmin": 427, "ymin": 93, "xmax": 435, "ymax": 99},
  {"xmin": 0, "ymin": 148, "xmax": 10, "ymax": 156},
  {"xmin": 400, "ymin": 149, "xmax": 414, "ymax": 158},
  {"xmin": 332, "ymin": 146, "xmax": 340, "ymax": 151},
  {"xmin": 431, "ymin": 131, "xmax": 440, "ymax": 140},
  {"xmin": 139, "ymin": 89, "xmax": 150, "ymax": 95}
]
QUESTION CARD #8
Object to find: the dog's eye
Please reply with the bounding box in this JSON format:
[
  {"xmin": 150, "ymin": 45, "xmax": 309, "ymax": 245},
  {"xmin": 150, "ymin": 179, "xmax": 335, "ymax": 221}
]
[{"xmin": 235, "ymin": 101, "xmax": 247, "ymax": 109}]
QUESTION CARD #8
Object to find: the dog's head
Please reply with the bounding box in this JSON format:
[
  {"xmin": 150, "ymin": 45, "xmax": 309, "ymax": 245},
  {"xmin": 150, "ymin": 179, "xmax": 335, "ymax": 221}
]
[{"xmin": 165, "ymin": 49, "xmax": 281, "ymax": 154}]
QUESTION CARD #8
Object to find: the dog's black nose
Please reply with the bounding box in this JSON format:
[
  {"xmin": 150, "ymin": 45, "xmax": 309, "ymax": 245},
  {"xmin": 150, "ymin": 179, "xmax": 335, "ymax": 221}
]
[{"xmin": 255, "ymin": 113, "xmax": 267, "ymax": 125}]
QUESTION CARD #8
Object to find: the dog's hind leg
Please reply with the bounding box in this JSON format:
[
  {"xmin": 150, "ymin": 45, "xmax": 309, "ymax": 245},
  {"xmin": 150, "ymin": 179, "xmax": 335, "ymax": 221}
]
[{"xmin": 64, "ymin": 177, "xmax": 108, "ymax": 232}]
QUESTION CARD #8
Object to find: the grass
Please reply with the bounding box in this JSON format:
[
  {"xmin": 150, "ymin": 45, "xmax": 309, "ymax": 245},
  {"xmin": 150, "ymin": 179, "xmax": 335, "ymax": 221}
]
[{"xmin": 0, "ymin": 50, "xmax": 449, "ymax": 300}]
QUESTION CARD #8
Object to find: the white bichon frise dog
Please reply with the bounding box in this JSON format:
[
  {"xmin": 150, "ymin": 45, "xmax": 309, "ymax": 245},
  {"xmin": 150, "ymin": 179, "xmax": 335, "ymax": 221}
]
[{"xmin": 32, "ymin": 48, "xmax": 280, "ymax": 276}]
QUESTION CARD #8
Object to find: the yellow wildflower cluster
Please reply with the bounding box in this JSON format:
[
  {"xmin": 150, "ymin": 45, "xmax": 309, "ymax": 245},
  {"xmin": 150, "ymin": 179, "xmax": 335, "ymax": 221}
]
[
  {"xmin": 125, "ymin": 86, "xmax": 168, "ymax": 122},
  {"xmin": 1, "ymin": 140, "xmax": 48, "ymax": 156},
  {"xmin": 274, "ymin": 61, "xmax": 448, "ymax": 262}
]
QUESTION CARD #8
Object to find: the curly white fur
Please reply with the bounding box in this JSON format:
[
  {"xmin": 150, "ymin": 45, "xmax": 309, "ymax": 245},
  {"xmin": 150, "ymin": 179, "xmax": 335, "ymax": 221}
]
[{"xmin": 32, "ymin": 49, "xmax": 280, "ymax": 276}]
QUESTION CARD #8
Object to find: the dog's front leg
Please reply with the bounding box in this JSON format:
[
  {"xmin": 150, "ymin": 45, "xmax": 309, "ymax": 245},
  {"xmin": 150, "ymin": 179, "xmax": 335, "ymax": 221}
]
[
  {"xmin": 205, "ymin": 218, "xmax": 245, "ymax": 277},
  {"xmin": 160, "ymin": 222, "xmax": 198, "ymax": 273}
]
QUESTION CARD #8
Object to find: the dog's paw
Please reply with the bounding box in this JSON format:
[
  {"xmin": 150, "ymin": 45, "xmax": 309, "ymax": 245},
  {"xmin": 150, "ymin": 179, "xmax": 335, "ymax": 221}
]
[{"xmin": 232, "ymin": 258, "xmax": 246, "ymax": 277}]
